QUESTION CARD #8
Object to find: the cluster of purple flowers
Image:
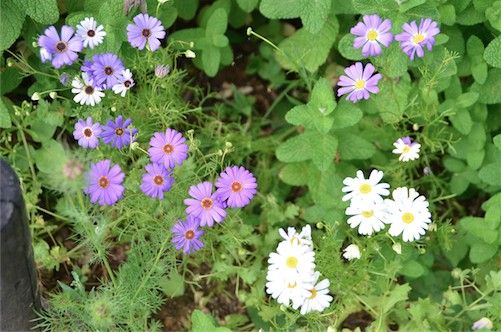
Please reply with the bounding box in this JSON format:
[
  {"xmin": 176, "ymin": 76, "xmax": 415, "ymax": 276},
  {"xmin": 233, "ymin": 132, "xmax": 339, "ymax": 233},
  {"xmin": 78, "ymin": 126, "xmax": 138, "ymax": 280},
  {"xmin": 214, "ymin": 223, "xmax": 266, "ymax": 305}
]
[
  {"xmin": 73, "ymin": 116, "xmax": 137, "ymax": 149},
  {"xmin": 37, "ymin": 13, "xmax": 166, "ymax": 106},
  {"xmin": 337, "ymin": 16, "xmax": 440, "ymax": 103},
  {"xmin": 171, "ymin": 166, "xmax": 258, "ymax": 254}
]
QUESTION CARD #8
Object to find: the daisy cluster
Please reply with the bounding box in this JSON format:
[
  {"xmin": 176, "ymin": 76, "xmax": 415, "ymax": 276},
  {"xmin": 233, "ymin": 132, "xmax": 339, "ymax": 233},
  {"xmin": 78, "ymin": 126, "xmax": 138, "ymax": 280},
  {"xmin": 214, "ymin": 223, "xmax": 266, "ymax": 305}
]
[
  {"xmin": 171, "ymin": 166, "xmax": 258, "ymax": 254},
  {"xmin": 266, "ymin": 225, "xmax": 333, "ymax": 315},
  {"xmin": 342, "ymin": 170, "xmax": 432, "ymax": 242},
  {"xmin": 37, "ymin": 13, "xmax": 167, "ymax": 106},
  {"xmin": 337, "ymin": 15, "xmax": 440, "ymax": 103}
]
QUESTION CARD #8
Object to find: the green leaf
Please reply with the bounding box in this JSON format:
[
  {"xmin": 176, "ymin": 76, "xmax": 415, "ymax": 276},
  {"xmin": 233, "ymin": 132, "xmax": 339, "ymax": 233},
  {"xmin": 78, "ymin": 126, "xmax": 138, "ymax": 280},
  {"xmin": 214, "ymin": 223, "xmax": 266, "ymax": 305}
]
[
  {"xmin": 400, "ymin": 261, "xmax": 425, "ymax": 278},
  {"xmin": 338, "ymin": 34, "xmax": 364, "ymax": 61},
  {"xmin": 382, "ymin": 284, "xmax": 411, "ymax": 314},
  {"xmin": 371, "ymin": 43, "xmax": 409, "ymax": 78},
  {"xmin": 337, "ymin": 132, "xmax": 376, "ymax": 160},
  {"xmin": 466, "ymin": 150, "xmax": 484, "ymax": 170},
  {"xmin": 486, "ymin": 1, "xmax": 501, "ymax": 32},
  {"xmin": 450, "ymin": 108, "xmax": 472, "ymax": 135},
  {"xmin": 279, "ymin": 162, "xmax": 311, "ymax": 186},
  {"xmin": 461, "ymin": 217, "xmax": 497, "ymax": 243},
  {"xmin": 478, "ymin": 162, "xmax": 501, "ymax": 186},
  {"xmin": 201, "ymin": 46, "xmax": 221, "ymax": 77},
  {"xmin": 310, "ymin": 78, "xmax": 336, "ymax": 116},
  {"xmin": 0, "ymin": 1, "xmax": 25, "ymax": 51},
  {"xmin": 34, "ymin": 140, "xmax": 66, "ymax": 174},
  {"xmin": 471, "ymin": 61, "xmax": 488, "ymax": 84},
  {"xmin": 206, "ymin": 8, "xmax": 228, "ymax": 37},
  {"xmin": 311, "ymin": 134, "xmax": 338, "ymax": 171},
  {"xmin": 236, "ymin": 0, "xmax": 258, "ymax": 12},
  {"xmin": 484, "ymin": 36, "xmax": 501, "ymax": 68},
  {"xmin": 276, "ymin": 133, "xmax": 313, "ymax": 163},
  {"xmin": 332, "ymin": 100, "xmax": 363, "ymax": 129},
  {"xmin": 493, "ymin": 134, "xmax": 501, "ymax": 149},
  {"xmin": 399, "ymin": 0, "xmax": 426, "ymax": 12},
  {"xmin": 472, "ymin": 68, "xmax": 501, "ymax": 104},
  {"xmin": 275, "ymin": 18, "xmax": 338, "ymax": 73},
  {"xmin": 174, "ymin": 0, "xmax": 199, "ymax": 20},
  {"xmin": 285, "ymin": 105, "xmax": 334, "ymax": 134},
  {"xmin": 439, "ymin": 4, "xmax": 456, "ymax": 25},
  {"xmin": 352, "ymin": 0, "xmax": 398, "ymax": 15},
  {"xmin": 467, "ymin": 35, "xmax": 484, "ymax": 56},
  {"xmin": 0, "ymin": 98, "xmax": 12, "ymax": 129},
  {"xmin": 469, "ymin": 242, "xmax": 498, "ymax": 263},
  {"xmin": 159, "ymin": 270, "xmax": 185, "ymax": 298},
  {"xmin": 0, "ymin": 66, "xmax": 23, "ymax": 95},
  {"xmin": 259, "ymin": 0, "xmax": 331, "ymax": 34},
  {"xmin": 191, "ymin": 310, "xmax": 216, "ymax": 332},
  {"xmin": 456, "ymin": 92, "xmax": 479, "ymax": 108},
  {"xmin": 25, "ymin": 0, "xmax": 59, "ymax": 24},
  {"xmin": 369, "ymin": 77, "xmax": 411, "ymax": 124}
]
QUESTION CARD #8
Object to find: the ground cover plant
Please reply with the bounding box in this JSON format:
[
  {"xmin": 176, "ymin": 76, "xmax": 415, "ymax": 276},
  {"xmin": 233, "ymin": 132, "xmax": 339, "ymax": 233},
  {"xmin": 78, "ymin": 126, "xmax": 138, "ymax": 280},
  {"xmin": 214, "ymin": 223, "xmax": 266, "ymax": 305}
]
[{"xmin": 0, "ymin": 0, "xmax": 500, "ymax": 330}]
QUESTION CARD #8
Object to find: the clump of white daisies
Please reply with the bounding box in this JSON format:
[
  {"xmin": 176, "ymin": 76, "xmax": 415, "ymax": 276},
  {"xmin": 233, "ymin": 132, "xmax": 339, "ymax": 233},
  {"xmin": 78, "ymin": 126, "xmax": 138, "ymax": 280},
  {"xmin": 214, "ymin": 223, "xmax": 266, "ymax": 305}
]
[
  {"xmin": 342, "ymin": 169, "xmax": 432, "ymax": 247},
  {"xmin": 266, "ymin": 225, "xmax": 333, "ymax": 315}
]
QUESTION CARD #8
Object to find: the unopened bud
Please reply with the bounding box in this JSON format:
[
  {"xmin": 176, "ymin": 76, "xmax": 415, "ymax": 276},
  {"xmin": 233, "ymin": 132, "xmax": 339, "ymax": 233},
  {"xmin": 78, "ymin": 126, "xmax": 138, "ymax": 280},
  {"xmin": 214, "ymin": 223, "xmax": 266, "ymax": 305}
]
[
  {"xmin": 316, "ymin": 222, "xmax": 324, "ymax": 229},
  {"xmin": 225, "ymin": 141, "xmax": 233, "ymax": 149},
  {"xmin": 130, "ymin": 142, "xmax": 139, "ymax": 150},
  {"xmin": 392, "ymin": 243, "xmax": 402, "ymax": 255},
  {"xmin": 31, "ymin": 92, "xmax": 40, "ymax": 101},
  {"xmin": 412, "ymin": 123, "xmax": 419, "ymax": 131},
  {"xmin": 6, "ymin": 58, "xmax": 15, "ymax": 67},
  {"xmin": 49, "ymin": 91, "xmax": 57, "ymax": 99},
  {"xmin": 185, "ymin": 50, "xmax": 196, "ymax": 58},
  {"xmin": 111, "ymin": 106, "xmax": 117, "ymax": 112}
]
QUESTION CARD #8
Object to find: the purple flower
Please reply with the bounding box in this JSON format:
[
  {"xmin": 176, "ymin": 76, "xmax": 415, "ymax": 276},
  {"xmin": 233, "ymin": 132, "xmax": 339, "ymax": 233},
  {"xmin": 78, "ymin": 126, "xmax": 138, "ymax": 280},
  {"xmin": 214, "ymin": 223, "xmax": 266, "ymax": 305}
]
[
  {"xmin": 171, "ymin": 216, "xmax": 204, "ymax": 254},
  {"xmin": 73, "ymin": 117, "xmax": 102, "ymax": 148},
  {"xmin": 148, "ymin": 129, "xmax": 188, "ymax": 169},
  {"xmin": 59, "ymin": 73, "xmax": 70, "ymax": 86},
  {"xmin": 140, "ymin": 163, "xmax": 174, "ymax": 199},
  {"xmin": 395, "ymin": 18, "xmax": 440, "ymax": 60},
  {"xmin": 38, "ymin": 26, "xmax": 83, "ymax": 69},
  {"xmin": 85, "ymin": 160, "xmax": 125, "ymax": 206},
  {"xmin": 155, "ymin": 64, "xmax": 170, "ymax": 78},
  {"xmin": 40, "ymin": 47, "xmax": 52, "ymax": 63},
  {"xmin": 215, "ymin": 166, "xmax": 257, "ymax": 208},
  {"xmin": 90, "ymin": 53, "xmax": 125, "ymax": 88},
  {"xmin": 351, "ymin": 15, "xmax": 393, "ymax": 57},
  {"xmin": 101, "ymin": 116, "xmax": 138, "ymax": 148},
  {"xmin": 127, "ymin": 14, "xmax": 166, "ymax": 51},
  {"xmin": 337, "ymin": 62, "xmax": 382, "ymax": 103},
  {"xmin": 184, "ymin": 182, "xmax": 226, "ymax": 227},
  {"xmin": 81, "ymin": 60, "xmax": 94, "ymax": 78}
]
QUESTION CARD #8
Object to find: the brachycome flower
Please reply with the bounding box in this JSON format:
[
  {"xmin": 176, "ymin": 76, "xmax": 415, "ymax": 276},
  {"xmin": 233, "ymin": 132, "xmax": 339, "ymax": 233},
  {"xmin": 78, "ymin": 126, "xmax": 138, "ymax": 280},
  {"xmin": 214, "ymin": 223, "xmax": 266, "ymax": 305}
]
[
  {"xmin": 184, "ymin": 181, "xmax": 226, "ymax": 227},
  {"xmin": 345, "ymin": 199, "xmax": 388, "ymax": 236},
  {"xmin": 148, "ymin": 128, "xmax": 189, "ymax": 169},
  {"xmin": 299, "ymin": 272, "xmax": 333, "ymax": 315},
  {"xmin": 140, "ymin": 163, "xmax": 174, "ymax": 199},
  {"xmin": 171, "ymin": 216, "xmax": 204, "ymax": 254},
  {"xmin": 395, "ymin": 18, "xmax": 440, "ymax": 60},
  {"xmin": 112, "ymin": 69, "xmax": 135, "ymax": 97},
  {"xmin": 351, "ymin": 15, "xmax": 393, "ymax": 57},
  {"xmin": 38, "ymin": 25, "xmax": 83, "ymax": 68},
  {"xmin": 90, "ymin": 53, "xmax": 125, "ymax": 88},
  {"xmin": 342, "ymin": 170, "xmax": 390, "ymax": 203},
  {"xmin": 393, "ymin": 136, "xmax": 421, "ymax": 162},
  {"xmin": 215, "ymin": 166, "xmax": 257, "ymax": 208},
  {"xmin": 73, "ymin": 117, "xmax": 102, "ymax": 148},
  {"xmin": 85, "ymin": 160, "xmax": 125, "ymax": 206},
  {"xmin": 101, "ymin": 116, "xmax": 138, "ymax": 149},
  {"xmin": 76, "ymin": 17, "xmax": 106, "ymax": 49},
  {"xmin": 385, "ymin": 187, "xmax": 432, "ymax": 242},
  {"xmin": 337, "ymin": 62, "xmax": 382, "ymax": 103},
  {"xmin": 71, "ymin": 73, "xmax": 105, "ymax": 106},
  {"xmin": 127, "ymin": 13, "xmax": 166, "ymax": 51}
]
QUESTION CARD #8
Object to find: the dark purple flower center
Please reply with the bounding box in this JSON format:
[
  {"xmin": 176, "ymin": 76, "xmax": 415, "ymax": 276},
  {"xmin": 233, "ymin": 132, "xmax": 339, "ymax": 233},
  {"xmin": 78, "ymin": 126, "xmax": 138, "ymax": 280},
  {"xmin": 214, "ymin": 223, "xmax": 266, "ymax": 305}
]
[
  {"xmin": 115, "ymin": 128, "xmax": 124, "ymax": 136},
  {"xmin": 142, "ymin": 29, "xmax": 151, "ymax": 37},
  {"xmin": 124, "ymin": 80, "xmax": 132, "ymax": 88},
  {"xmin": 87, "ymin": 30, "xmax": 96, "ymax": 37},
  {"xmin": 201, "ymin": 198, "xmax": 213, "ymax": 210},
  {"xmin": 84, "ymin": 86, "xmax": 94, "ymax": 95},
  {"xmin": 163, "ymin": 144, "xmax": 174, "ymax": 154},
  {"xmin": 104, "ymin": 66, "xmax": 113, "ymax": 75},
  {"xmin": 83, "ymin": 128, "xmax": 93, "ymax": 137},
  {"xmin": 153, "ymin": 175, "xmax": 164, "ymax": 185},
  {"xmin": 231, "ymin": 181, "xmax": 242, "ymax": 193},
  {"xmin": 55, "ymin": 41, "xmax": 67, "ymax": 53},
  {"xmin": 185, "ymin": 230, "xmax": 195, "ymax": 240},
  {"xmin": 99, "ymin": 176, "xmax": 109, "ymax": 188}
]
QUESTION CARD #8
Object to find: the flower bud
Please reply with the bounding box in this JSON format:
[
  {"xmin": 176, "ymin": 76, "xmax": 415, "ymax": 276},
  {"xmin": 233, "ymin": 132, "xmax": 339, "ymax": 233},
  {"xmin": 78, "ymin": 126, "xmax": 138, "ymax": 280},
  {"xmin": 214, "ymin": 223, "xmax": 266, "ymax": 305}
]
[
  {"xmin": 392, "ymin": 243, "xmax": 402, "ymax": 255},
  {"xmin": 31, "ymin": 92, "xmax": 40, "ymax": 101},
  {"xmin": 49, "ymin": 91, "xmax": 57, "ymax": 99},
  {"xmin": 185, "ymin": 50, "xmax": 196, "ymax": 58}
]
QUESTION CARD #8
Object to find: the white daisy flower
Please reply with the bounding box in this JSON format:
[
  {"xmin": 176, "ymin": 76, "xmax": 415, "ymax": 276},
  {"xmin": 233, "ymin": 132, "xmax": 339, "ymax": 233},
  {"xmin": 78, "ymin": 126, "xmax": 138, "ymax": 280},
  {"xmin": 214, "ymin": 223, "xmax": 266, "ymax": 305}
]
[
  {"xmin": 268, "ymin": 240, "xmax": 315, "ymax": 278},
  {"xmin": 345, "ymin": 199, "xmax": 388, "ymax": 236},
  {"xmin": 278, "ymin": 225, "xmax": 312, "ymax": 248},
  {"xmin": 342, "ymin": 170, "xmax": 390, "ymax": 203},
  {"xmin": 112, "ymin": 69, "xmax": 134, "ymax": 97},
  {"xmin": 299, "ymin": 271, "xmax": 333, "ymax": 315},
  {"xmin": 71, "ymin": 73, "xmax": 105, "ymax": 106},
  {"xmin": 342, "ymin": 244, "xmax": 361, "ymax": 261},
  {"xmin": 40, "ymin": 47, "xmax": 52, "ymax": 63},
  {"xmin": 76, "ymin": 17, "xmax": 106, "ymax": 49},
  {"xmin": 392, "ymin": 136, "xmax": 421, "ymax": 162},
  {"xmin": 265, "ymin": 269, "xmax": 314, "ymax": 308},
  {"xmin": 385, "ymin": 187, "xmax": 432, "ymax": 242}
]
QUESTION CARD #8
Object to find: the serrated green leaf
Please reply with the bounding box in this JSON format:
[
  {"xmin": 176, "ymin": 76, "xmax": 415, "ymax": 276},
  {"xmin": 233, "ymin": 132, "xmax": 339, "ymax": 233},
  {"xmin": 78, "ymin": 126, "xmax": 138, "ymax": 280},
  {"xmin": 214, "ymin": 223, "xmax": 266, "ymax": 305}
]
[
  {"xmin": 471, "ymin": 68, "xmax": 501, "ymax": 104},
  {"xmin": 206, "ymin": 8, "xmax": 228, "ymax": 37},
  {"xmin": 0, "ymin": 1, "xmax": 25, "ymax": 51},
  {"xmin": 174, "ymin": 0, "xmax": 199, "ymax": 20},
  {"xmin": 279, "ymin": 162, "xmax": 311, "ymax": 186},
  {"xmin": 484, "ymin": 36, "xmax": 501, "ymax": 68},
  {"xmin": 439, "ymin": 4, "xmax": 456, "ymax": 25},
  {"xmin": 310, "ymin": 78, "xmax": 335, "ymax": 116},
  {"xmin": 159, "ymin": 270, "xmax": 185, "ymax": 298},
  {"xmin": 382, "ymin": 284, "xmax": 411, "ymax": 313},
  {"xmin": 191, "ymin": 310, "xmax": 216, "ymax": 332},
  {"xmin": 469, "ymin": 242, "xmax": 497, "ymax": 263},
  {"xmin": 311, "ymin": 134, "xmax": 338, "ymax": 171},
  {"xmin": 201, "ymin": 46, "xmax": 221, "ymax": 77},
  {"xmin": 332, "ymin": 100, "xmax": 363, "ymax": 129},
  {"xmin": 486, "ymin": 1, "xmax": 501, "ymax": 32},
  {"xmin": 25, "ymin": 0, "xmax": 59, "ymax": 24},
  {"xmin": 471, "ymin": 61, "xmax": 488, "ymax": 84},
  {"xmin": 338, "ymin": 34, "xmax": 364, "ymax": 61},
  {"xmin": 400, "ymin": 261, "xmax": 425, "ymax": 278},
  {"xmin": 337, "ymin": 132, "xmax": 376, "ymax": 160},
  {"xmin": 369, "ymin": 77, "xmax": 411, "ymax": 124},
  {"xmin": 461, "ymin": 217, "xmax": 497, "ymax": 243},
  {"xmin": 371, "ymin": 43, "xmax": 409, "ymax": 78},
  {"xmin": 478, "ymin": 162, "xmax": 501, "ymax": 186},
  {"xmin": 34, "ymin": 140, "xmax": 66, "ymax": 174},
  {"xmin": 276, "ymin": 132, "xmax": 313, "ymax": 163},
  {"xmin": 0, "ymin": 98, "xmax": 12, "ymax": 129}
]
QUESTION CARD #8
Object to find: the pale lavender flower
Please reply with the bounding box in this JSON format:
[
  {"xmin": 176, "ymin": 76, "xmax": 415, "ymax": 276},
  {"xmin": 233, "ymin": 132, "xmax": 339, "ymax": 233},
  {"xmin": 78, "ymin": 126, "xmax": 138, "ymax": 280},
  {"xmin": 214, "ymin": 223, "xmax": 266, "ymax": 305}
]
[
  {"xmin": 351, "ymin": 15, "xmax": 393, "ymax": 57},
  {"xmin": 101, "ymin": 116, "xmax": 138, "ymax": 148},
  {"xmin": 155, "ymin": 64, "xmax": 170, "ymax": 78},
  {"xmin": 85, "ymin": 160, "xmax": 125, "ymax": 206},
  {"xmin": 184, "ymin": 181, "xmax": 226, "ymax": 227},
  {"xmin": 37, "ymin": 26, "xmax": 83, "ymax": 68},
  {"xmin": 395, "ymin": 18, "xmax": 440, "ymax": 60},
  {"xmin": 215, "ymin": 166, "xmax": 257, "ymax": 208},
  {"xmin": 127, "ymin": 13, "xmax": 166, "ymax": 51},
  {"xmin": 337, "ymin": 62, "xmax": 382, "ymax": 103},
  {"xmin": 171, "ymin": 216, "xmax": 204, "ymax": 254},
  {"xmin": 148, "ymin": 129, "xmax": 188, "ymax": 169},
  {"xmin": 90, "ymin": 53, "xmax": 125, "ymax": 88},
  {"xmin": 73, "ymin": 117, "xmax": 102, "ymax": 148},
  {"xmin": 59, "ymin": 73, "xmax": 70, "ymax": 86},
  {"xmin": 140, "ymin": 163, "xmax": 174, "ymax": 199}
]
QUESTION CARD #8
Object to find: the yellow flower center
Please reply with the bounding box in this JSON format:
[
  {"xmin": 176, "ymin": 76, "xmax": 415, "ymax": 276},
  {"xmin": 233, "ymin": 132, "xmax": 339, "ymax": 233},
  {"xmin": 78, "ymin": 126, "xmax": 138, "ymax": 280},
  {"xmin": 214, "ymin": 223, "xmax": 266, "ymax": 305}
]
[
  {"xmin": 367, "ymin": 29, "xmax": 378, "ymax": 41},
  {"xmin": 287, "ymin": 282, "xmax": 297, "ymax": 288},
  {"xmin": 412, "ymin": 33, "xmax": 425, "ymax": 44},
  {"xmin": 308, "ymin": 288, "xmax": 318, "ymax": 299},
  {"xmin": 286, "ymin": 256, "xmax": 298, "ymax": 268},
  {"xmin": 402, "ymin": 145, "xmax": 411, "ymax": 153},
  {"xmin": 362, "ymin": 210, "xmax": 374, "ymax": 218},
  {"xmin": 359, "ymin": 183, "xmax": 372, "ymax": 194},
  {"xmin": 402, "ymin": 212, "xmax": 415, "ymax": 224},
  {"xmin": 354, "ymin": 79, "xmax": 366, "ymax": 90}
]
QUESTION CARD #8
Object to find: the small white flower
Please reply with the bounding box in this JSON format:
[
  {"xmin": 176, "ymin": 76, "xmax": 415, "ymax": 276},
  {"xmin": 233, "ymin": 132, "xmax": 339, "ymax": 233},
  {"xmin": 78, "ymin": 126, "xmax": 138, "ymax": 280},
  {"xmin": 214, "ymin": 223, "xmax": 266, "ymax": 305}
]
[
  {"xmin": 392, "ymin": 136, "xmax": 421, "ymax": 162},
  {"xmin": 40, "ymin": 47, "xmax": 52, "ymax": 63},
  {"xmin": 266, "ymin": 269, "xmax": 314, "ymax": 308},
  {"xmin": 342, "ymin": 244, "xmax": 361, "ymax": 261},
  {"xmin": 268, "ymin": 241, "xmax": 315, "ymax": 278},
  {"xmin": 76, "ymin": 17, "xmax": 106, "ymax": 49},
  {"xmin": 385, "ymin": 187, "xmax": 432, "ymax": 242},
  {"xmin": 299, "ymin": 271, "xmax": 333, "ymax": 315},
  {"xmin": 472, "ymin": 317, "xmax": 493, "ymax": 330},
  {"xmin": 342, "ymin": 170, "xmax": 390, "ymax": 203},
  {"xmin": 345, "ymin": 199, "xmax": 388, "ymax": 236},
  {"xmin": 185, "ymin": 50, "xmax": 196, "ymax": 58},
  {"xmin": 71, "ymin": 73, "xmax": 105, "ymax": 106},
  {"xmin": 112, "ymin": 69, "xmax": 134, "ymax": 97},
  {"xmin": 278, "ymin": 225, "xmax": 312, "ymax": 248}
]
